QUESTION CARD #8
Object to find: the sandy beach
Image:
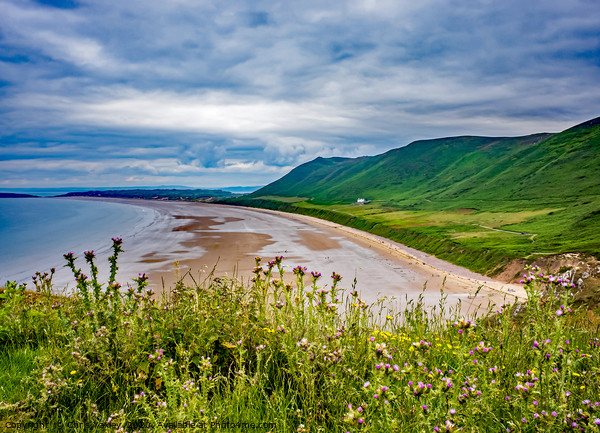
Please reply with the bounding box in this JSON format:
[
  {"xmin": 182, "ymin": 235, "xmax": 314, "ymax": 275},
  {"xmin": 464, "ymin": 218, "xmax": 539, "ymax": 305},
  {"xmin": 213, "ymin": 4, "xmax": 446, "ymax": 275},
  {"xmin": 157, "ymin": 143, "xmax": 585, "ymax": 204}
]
[{"xmin": 90, "ymin": 198, "xmax": 526, "ymax": 316}]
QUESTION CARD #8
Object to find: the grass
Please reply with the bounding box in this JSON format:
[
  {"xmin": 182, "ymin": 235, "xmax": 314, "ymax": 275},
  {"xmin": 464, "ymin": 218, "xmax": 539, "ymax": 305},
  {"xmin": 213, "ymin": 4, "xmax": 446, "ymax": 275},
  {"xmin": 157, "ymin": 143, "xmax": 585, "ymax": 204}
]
[
  {"xmin": 238, "ymin": 119, "xmax": 600, "ymax": 276},
  {"xmin": 0, "ymin": 345, "xmax": 39, "ymax": 403},
  {"xmin": 1, "ymin": 239, "xmax": 600, "ymax": 432},
  {"xmin": 229, "ymin": 195, "xmax": 600, "ymax": 276}
]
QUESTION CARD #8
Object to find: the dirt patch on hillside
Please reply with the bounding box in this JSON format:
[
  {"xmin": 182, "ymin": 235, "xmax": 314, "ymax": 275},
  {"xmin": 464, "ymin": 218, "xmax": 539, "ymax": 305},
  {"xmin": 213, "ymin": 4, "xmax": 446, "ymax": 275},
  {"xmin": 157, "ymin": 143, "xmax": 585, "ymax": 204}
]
[
  {"xmin": 496, "ymin": 253, "xmax": 600, "ymax": 282},
  {"xmin": 496, "ymin": 253, "xmax": 600, "ymax": 310}
]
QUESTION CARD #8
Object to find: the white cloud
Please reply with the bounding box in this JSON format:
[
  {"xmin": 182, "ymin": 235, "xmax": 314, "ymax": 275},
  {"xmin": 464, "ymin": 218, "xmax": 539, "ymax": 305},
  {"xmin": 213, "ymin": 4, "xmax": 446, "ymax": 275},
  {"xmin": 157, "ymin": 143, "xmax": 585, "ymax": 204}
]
[
  {"xmin": 35, "ymin": 31, "xmax": 113, "ymax": 70},
  {"xmin": 218, "ymin": 159, "xmax": 292, "ymax": 173},
  {"xmin": 0, "ymin": 0, "xmax": 599, "ymax": 188},
  {"xmin": 0, "ymin": 1, "xmax": 117, "ymax": 71},
  {"xmin": 10, "ymin": 88, "xmax": 359, "ymax": 136}
]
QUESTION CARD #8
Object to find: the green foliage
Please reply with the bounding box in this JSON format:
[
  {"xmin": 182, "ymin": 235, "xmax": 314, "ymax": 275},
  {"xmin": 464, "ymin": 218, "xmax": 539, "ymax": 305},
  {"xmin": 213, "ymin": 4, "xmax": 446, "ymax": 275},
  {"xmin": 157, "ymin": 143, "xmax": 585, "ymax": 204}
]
[
  {"xmin": 230, "ymin": 117, "xmax": 600, "ymax": 275},
  {"xmin": 57, "ymin": 188, "xmax": 236, "ymax": 200},
  {"xmin": 1, "ymin": 242, "xmax": 600, "ymax": 432},
  {"xmin": 250, "ymin": 118, "xmax": 600, "ymax": 205},
  {"xmin": 0, "ymin": 345, "xmax": 39, "ymax": 403}
]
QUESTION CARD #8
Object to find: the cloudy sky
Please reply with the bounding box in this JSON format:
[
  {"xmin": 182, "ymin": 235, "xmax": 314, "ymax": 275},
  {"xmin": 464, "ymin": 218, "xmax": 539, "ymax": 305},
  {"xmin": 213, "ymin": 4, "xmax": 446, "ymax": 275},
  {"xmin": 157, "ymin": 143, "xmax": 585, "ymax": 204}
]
[{"xmin": 1, "ymin": 0, "xmax": 599, "ymax": 189}]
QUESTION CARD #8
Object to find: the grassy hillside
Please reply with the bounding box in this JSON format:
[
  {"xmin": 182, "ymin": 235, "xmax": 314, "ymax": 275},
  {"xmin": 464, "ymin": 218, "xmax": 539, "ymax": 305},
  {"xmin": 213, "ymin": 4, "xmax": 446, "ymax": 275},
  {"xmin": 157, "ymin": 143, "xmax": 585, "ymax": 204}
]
[
  {"xmin": 254, "ymin": 117, "xmax": 600, "ymax": 206},
  {"xmin": 2, "ymin": 240, "xmax": 599, "ymax": 432},
  {"xmin": 233, "ymin": 117, "xmax": 600, "ymax": 275}
]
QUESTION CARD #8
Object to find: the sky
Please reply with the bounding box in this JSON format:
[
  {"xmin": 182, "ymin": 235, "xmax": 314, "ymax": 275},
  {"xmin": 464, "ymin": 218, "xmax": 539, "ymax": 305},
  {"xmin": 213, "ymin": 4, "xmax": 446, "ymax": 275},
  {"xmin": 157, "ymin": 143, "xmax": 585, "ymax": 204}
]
[{"xmin": 1, "ymin": 0, "xmax": 599, "ymax": 189}]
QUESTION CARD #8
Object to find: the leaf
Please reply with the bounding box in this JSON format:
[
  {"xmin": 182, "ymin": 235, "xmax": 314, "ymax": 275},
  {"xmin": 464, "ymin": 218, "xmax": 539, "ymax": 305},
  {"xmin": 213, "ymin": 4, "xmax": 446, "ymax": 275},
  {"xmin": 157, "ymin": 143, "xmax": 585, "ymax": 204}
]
[{"xmin": 137, "ymin": 361, "xmax": 149, "ymax": 374}]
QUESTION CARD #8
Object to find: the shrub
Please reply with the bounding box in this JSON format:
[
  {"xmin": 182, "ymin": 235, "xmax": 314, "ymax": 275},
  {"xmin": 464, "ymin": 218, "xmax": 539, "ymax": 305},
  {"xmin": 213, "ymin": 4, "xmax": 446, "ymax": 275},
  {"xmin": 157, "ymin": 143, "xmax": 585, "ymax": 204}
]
[{"xmin": 1, "ymin": 240, "xmax": 599, "ymax": 432}]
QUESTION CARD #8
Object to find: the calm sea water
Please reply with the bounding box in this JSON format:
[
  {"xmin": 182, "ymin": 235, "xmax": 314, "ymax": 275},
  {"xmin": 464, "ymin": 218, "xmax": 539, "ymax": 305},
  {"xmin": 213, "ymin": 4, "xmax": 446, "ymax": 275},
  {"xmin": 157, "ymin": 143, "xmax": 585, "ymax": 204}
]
[{"xmin": 0, "ymin": 198, "xmax": 158, "ymax": 288}]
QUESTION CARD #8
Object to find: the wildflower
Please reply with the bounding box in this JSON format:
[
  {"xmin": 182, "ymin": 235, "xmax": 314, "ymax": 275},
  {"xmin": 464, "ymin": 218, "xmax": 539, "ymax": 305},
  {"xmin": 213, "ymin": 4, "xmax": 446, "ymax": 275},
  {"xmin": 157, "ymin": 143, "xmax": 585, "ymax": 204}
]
[
  {"xmin": 375, "ymin": 342, "xmax": 388, "ymax": 353},
  {"xmin": 199, "ymin": 356, "xmax": 212, "ymax": 370},
  {"xmin": 293, "ymin": 266, "xmax": 307, "ymax": 276},
  {"xmin": 412, "ymin": 340, "xmax": 432, "ymax": 351},
  {"xmin": 515, "ymin": 384, "xmax": 528, "ymax": 393}
]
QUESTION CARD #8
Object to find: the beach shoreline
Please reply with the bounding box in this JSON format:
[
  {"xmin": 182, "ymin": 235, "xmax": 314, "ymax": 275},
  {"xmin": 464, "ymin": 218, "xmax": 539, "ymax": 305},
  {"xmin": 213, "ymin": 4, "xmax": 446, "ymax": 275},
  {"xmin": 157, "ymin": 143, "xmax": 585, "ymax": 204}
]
[
  {"xmin": 68, "ymin": 197, "xmax": 526, "ymax": 316},
  {"xmin": 250, "ymin": 206, "xmax": 527, "ymax": 301},
  {"xmin": 0, "ymin": 197, "xmax": 160, "ymax": 291}
]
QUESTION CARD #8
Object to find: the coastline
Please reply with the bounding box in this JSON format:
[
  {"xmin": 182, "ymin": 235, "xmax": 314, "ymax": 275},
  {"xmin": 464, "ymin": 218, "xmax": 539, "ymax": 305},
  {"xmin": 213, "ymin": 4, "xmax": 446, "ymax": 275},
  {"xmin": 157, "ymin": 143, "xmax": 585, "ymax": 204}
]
[
  {"xmin": 73, "ymin": 198, "xmax": 526, "ymax": 316},
  {"xmin": 0, "ymin": 197, "xmax": 160, "ymax": 291},
  {"xmin": 250, "ymin": 207, "xmax": 527, "ymax": 300}
]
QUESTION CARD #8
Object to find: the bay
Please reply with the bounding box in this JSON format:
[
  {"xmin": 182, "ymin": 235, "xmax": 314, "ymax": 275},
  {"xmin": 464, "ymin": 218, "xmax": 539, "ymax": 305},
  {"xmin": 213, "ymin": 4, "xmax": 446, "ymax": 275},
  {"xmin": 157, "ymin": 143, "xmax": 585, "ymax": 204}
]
[
  {"xmin": 0, "ymin": 197, "xmax": 519, "ymax": 314},
  {"xmin": 0, "ymin": 197, "xmax": 158, "ymax": 289}
]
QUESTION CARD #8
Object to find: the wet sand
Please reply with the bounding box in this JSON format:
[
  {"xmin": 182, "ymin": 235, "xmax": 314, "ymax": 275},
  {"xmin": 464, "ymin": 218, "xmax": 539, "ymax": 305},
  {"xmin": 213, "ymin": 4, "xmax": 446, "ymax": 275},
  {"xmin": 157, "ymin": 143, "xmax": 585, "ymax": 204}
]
[{"xmin": 92, "ymin": 198, "xmax": 525, "ymax": 316}]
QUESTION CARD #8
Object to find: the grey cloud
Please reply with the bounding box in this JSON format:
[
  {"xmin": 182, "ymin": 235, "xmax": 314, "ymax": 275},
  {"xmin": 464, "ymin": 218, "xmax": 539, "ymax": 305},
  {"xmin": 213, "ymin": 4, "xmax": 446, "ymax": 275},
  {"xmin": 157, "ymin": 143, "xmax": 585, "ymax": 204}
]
[{"xmin": 0, "ymin": 0, "xmax": 599, "ymax": 188}]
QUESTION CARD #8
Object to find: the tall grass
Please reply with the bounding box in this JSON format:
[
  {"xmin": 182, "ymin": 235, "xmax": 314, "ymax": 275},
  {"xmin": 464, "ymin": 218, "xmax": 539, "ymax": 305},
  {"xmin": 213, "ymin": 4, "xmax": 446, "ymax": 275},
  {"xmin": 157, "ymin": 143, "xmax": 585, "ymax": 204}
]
[{"xmin": 1, "ymin": 239, "xmax": 599, "ymax": 432}]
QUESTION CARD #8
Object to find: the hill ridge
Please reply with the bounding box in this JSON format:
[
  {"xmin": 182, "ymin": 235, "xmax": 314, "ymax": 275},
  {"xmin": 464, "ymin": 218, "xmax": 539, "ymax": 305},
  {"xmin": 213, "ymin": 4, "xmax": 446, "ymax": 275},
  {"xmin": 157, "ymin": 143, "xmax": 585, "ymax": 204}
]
[
  {"xmin": 251, "ymin": 118, "xmax": 598, "ymax": 205},
  {"xmin": 238, "ymin": 116, "xmax": 600, "ymax": 276}
]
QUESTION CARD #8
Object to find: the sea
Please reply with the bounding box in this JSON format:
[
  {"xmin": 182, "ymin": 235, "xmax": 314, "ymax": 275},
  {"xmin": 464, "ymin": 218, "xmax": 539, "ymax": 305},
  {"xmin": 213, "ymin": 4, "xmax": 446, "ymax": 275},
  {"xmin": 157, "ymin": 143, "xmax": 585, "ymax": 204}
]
[
  {"xmin": 0, "ymin": 197, "xmax": 159, "ymax": 291},
  {"xmin": 0, "ymin": 196, "xmax": 496, "ymax": 314}
]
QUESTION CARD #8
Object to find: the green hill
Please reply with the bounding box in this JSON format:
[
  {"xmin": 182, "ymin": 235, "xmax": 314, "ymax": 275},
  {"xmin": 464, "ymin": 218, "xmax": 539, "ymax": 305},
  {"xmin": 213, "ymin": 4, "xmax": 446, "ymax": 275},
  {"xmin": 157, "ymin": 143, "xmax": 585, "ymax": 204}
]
[
  {"xmin": 234, "ymin": 117, "xmax": 600, "ymax": 276},
  {"xmin": 254, "ymin": 117, "xmax": 600, "ymax": 206}
]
